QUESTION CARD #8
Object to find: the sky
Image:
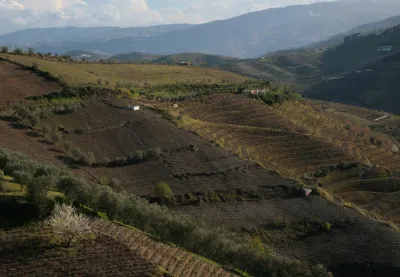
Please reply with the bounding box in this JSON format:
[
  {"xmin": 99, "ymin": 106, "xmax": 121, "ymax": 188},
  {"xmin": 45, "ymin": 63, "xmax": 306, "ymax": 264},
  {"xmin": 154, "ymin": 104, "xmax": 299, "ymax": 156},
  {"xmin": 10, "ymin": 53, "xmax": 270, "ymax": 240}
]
[{"xmin": 0, "ymin": 0, "xmax": 336, "ymax": 34}]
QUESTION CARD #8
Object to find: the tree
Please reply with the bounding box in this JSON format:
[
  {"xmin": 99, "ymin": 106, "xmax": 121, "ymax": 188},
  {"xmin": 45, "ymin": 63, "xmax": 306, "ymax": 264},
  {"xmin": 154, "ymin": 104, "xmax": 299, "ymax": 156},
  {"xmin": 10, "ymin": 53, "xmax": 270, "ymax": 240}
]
[
  {"xmin": 1, "ymin": 46, "xmax": 8, "ymax": 53},
  {"xmin": 27, "ymin": 48, "xmax": 34, "ymax": 56},
  {"xmin": 13, "ymin": 48, "xmax": 23, "ymax": 55},
  {"xmin": 46, "ymin": 203, "xmax": 91, "ymax": 249},
  {"xmin": 154, "ymin": 182, "xmax": 173, "ymax": 199}
]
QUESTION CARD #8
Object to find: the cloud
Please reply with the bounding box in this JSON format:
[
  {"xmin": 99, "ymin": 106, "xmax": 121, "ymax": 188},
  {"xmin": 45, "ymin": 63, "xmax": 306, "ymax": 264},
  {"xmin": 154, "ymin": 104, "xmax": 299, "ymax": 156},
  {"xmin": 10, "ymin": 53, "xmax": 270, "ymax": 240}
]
[{"xmin": 0, "ymin": 0, "xmax": 335, "ymax": 34}]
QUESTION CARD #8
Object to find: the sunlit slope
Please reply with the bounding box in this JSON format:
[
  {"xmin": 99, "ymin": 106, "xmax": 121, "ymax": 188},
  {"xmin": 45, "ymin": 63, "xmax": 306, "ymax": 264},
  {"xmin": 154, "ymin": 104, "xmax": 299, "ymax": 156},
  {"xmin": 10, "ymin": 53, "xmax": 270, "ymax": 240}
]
[{"xmin": 0, "ymin": 53, "xmax": 249, "ymax": 87}]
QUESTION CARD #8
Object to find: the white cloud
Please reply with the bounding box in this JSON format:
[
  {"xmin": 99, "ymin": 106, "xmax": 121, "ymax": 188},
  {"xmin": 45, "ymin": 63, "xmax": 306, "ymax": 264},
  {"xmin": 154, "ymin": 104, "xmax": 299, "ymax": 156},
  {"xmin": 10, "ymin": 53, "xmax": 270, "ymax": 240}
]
[{"xmin": 0, "ymin": 0, "xmax": 335, "ymax": 34}]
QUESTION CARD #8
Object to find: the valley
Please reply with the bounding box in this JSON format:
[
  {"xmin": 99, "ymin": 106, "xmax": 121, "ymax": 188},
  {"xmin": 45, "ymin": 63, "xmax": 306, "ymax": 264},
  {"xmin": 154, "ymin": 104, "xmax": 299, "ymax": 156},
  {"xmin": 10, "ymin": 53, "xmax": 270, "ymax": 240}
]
[{"xmin": 0, "ymin": 51, "xmax": 399, "ymax": 277}]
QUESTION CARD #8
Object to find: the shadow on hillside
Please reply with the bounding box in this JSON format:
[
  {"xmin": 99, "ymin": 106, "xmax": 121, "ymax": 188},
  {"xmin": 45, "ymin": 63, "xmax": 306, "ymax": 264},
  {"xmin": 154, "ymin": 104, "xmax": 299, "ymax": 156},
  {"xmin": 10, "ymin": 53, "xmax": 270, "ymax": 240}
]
[
  {"xmin": 0, "ymin": 198, "xmax": 41, "ymax": 229},
  {"xmin": 331, "ymin": 263, "xmax": 400, "ymax": 277},
  {"xmin": 54, "ymin": 155, "xmax": 81, "ymax": 169},
  {"xmin": 37, "ymin": 139, "xmax": 53, "ymax": 145},
  {"xmin": 9, "ymin": 122, "xmax": 28, "ymax": 130},
  {"xmin": 25, "ymin": 131, "xmax": 40, "ymax": 138}
]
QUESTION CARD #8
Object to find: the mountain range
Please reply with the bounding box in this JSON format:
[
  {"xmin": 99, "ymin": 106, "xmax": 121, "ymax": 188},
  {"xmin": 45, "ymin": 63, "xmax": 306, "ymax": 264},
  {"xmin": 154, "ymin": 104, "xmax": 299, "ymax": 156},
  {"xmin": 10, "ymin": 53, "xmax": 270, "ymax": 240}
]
[{"xmin": 1, "ymin": 0, "xmax": 400, "ymax": 58}]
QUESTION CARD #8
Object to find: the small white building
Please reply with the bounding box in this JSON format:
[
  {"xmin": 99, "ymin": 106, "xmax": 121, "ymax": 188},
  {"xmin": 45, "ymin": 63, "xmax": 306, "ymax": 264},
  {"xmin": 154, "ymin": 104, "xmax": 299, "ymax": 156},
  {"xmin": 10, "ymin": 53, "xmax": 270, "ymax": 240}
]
[
  {"xmin": 127, "ymin": 105, "xmax": 140, "ymax": 111},
  {"xmin": 377, "ymin": 46, "xmax": 392, "ymax": 52}
]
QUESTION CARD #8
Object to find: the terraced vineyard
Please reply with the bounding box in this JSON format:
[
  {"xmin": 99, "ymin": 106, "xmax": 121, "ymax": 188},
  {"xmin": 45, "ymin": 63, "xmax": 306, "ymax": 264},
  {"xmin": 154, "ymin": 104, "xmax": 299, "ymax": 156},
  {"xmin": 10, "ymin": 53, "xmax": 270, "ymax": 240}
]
[
  {"xmin": 175, "ymin": 94, "xmax": 356, "ymax": 178},
  {"xmin": 0, "ymin": 220, "xmax": 237, "ymax": 277},
  {"xmin": 91, "ymin": 220, "xmax": 238, "ymax": 277},
  {"xmin": 275, "ymin": 100, "xmax": 400, "ymax": 171},
  {"xmin": 324, "ymin": 177, "xmax": 400, "ymax": 224},
  {"xmin": 0, "ymin": 226, "xmax": 159, "ymax": 277},
  {"xmin": 175, "ymin": 195, "xmax": 400, "ymax": 267}
]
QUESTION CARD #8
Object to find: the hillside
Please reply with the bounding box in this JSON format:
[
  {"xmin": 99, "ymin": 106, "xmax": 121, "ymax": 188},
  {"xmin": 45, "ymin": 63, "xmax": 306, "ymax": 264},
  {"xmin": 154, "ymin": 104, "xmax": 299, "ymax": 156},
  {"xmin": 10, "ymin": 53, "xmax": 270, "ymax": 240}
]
[
  {"xmin": 0, "ymin": 53, "xmax": 248, "ymax": 87},
  {"xmin": 1, "ymin": 54, "xmax": 400, "ymax": 277},
  {"xmin": 110, "ymin": 52, "xmax": 162, "ymax": 63},
  {"xmin": 308, "ymin": 14, "xmax": 400, "ymax": 50},
  {"xmin": 2, "ymin": 1, "xmax": 400, "ymax": 58},
  {"xmin": 0, "ymin": 24, "xmax": 193, "ymax": 47},
  {"xmin": 304, "ymin": 52, "xmax": 400, "ymax": 113},
  {"xmin": 151, "ymin": 53, "xmax": 239, "ymax": 66}
]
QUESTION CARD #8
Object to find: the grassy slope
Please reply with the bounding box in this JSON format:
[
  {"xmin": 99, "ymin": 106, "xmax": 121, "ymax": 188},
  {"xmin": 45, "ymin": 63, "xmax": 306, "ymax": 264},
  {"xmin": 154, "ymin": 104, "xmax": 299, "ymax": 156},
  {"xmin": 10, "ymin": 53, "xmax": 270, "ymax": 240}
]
[{"xmin": 0, "ymin": 53, "xmax": 248, "ymax": 87}]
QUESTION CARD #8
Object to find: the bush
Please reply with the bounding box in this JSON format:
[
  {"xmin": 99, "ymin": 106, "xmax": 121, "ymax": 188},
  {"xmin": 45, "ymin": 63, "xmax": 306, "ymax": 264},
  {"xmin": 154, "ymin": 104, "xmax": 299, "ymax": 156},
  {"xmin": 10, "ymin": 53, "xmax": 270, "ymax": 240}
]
[
  {"xmin": 32, "ymin": 62, "xmax": 39, "ymax": 71},
  {"xmin": 28, "ymin": 48, "xmax": 35, "ymax": 56},
  {"xmin": 1, "ymin": 46, "xmax": 8, "ymax": 53},
  {"xmin": 154, "ymin": 182, "xmax": 173, "ymax": 199},
  {"xmin": 13, "ymin": 48, "xmax": 23, "ymax": 55}
]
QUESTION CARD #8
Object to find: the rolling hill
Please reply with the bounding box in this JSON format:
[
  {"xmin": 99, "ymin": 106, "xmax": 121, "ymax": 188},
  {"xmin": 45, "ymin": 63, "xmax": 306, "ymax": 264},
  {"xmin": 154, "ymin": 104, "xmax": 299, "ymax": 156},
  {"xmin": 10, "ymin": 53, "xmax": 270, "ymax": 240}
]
[
  {"xmin": 0, "ymin": 53, "xmax": 248, "ymax": 87},
  {"xmin": 304, "ymin": 52, "xmax": 400, "ymax": 113},
  {"xmin": 1, "ymin": 1, "xmax": 400, "ymax": 58},
  {"xmin": 110, "ymin": 52, "xmax": 162, "ymax": 63}
]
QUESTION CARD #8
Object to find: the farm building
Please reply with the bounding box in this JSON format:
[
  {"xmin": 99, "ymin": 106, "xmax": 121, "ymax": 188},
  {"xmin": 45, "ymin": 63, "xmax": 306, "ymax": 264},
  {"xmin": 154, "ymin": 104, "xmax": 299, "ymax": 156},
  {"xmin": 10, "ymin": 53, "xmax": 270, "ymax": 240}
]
[
  {"xmin": 127, "ymin": 105, "xmax": 140, "ymax": 111},
  {"xmin": 172, "ymin": 103, "xmax": 179, "ymax": 108},
  {"xmin": 377, "ymin": 46, "xmax": 392, "ymax": 52}
]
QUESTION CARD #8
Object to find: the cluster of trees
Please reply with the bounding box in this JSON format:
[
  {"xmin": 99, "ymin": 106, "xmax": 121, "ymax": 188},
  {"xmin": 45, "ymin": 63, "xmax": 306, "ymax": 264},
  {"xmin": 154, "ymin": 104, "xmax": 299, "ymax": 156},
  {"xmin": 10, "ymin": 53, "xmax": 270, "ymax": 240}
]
[
  {"xmin": 0, "ymin": 45, "xmax": 71, "ymax": 60},
  {"xmin": 0, "ymin": 148, "xmax": 331, "ymax": 277},
  {"xmin": 248, "ymin": 85, "xmax": 301, "ymax": 105}
]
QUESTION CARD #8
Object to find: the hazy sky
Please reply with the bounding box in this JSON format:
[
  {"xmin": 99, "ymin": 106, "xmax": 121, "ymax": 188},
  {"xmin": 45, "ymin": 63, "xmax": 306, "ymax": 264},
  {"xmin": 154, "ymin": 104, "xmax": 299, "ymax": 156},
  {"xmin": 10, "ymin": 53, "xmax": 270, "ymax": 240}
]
[{"xmin": 0, "ymin": 0, "xmax": 336, "ymax": 34}]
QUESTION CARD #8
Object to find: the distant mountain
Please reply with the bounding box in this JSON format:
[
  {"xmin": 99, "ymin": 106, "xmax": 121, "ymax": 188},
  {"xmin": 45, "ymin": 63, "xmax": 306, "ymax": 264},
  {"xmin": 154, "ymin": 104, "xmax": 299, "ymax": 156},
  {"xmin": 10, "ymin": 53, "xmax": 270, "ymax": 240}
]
[
  {"xmin": 0, "ymin": 24, "xmax": 192, "ymax": 48},
  {"xmin": 1, "ymin": 1, "xmax": 400, "ymax": 58},
  {"xmin": 307, "ymin": 14, "xmax": 400, "ymax": 50}
]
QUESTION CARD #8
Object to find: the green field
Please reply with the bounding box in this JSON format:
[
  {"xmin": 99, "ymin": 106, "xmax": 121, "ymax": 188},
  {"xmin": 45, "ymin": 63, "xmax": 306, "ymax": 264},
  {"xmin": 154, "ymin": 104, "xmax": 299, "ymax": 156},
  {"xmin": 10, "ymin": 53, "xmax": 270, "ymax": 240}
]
[{"xmin": 0, "ymin": 53, "xmax": 249, "ymax": 87}]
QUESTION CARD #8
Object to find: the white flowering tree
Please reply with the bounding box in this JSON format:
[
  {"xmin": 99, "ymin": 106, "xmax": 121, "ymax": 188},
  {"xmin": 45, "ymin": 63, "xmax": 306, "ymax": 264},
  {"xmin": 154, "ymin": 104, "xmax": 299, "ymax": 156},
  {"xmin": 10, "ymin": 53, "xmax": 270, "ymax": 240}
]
[{"xmin": 46, "ymin": 203, "xmax": 91, "ymax": 249}]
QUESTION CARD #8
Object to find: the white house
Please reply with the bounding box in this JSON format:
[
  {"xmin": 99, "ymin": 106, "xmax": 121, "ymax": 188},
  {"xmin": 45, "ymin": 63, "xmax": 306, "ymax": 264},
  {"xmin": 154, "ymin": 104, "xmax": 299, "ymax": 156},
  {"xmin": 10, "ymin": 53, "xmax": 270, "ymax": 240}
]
[{"xmin": 377, "ymin": 46, "xmax": 392, "ymax": 52}]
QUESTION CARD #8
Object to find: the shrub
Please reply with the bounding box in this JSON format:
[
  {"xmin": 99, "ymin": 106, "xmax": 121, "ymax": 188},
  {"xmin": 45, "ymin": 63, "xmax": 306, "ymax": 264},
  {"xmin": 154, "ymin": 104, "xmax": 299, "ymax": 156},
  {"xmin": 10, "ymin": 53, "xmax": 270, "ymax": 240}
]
[
  {"xmin": 0, "ymin": 46, "xmax": 8, "ymax": 53},
  {"xmin": 13, "ymin": 48, "xmax": 23, "ymax": 55},
  {"xmin": 154, "ymin": 182, "xmax": 173, "ymax": 199},
  {"xmin": 27, "ymin": 48, "xmax": 35, "ymax": 56},
  {"xmin": 50, "ymin": 131, "xmax": 62, "ymax": 144},
  {"xmin": 322, "ymin": 222, "xmax": 332, "ymax": 231},
  {"xmin": 32, "ymin": 62, "xmax": 39, "ymax": 71}
]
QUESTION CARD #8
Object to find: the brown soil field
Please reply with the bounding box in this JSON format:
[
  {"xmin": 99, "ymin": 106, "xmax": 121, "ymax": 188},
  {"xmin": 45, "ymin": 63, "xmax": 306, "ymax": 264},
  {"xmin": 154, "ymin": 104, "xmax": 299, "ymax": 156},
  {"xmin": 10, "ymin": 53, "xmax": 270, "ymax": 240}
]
[
  {"xmin": 0, "ymin": 220, "xmax": 237, "ymax": 277},
  {"xmin": 0, "ymin": 120, "xmax": 95, "ymax": 182},
  {"xmin": 0, "ymin": 60, "xmax": 61, "ymax": 102},
  {"xmin": 174, "ymin": 195, "xmax": 400, "ymax": 268},
  {"xmin": 2, "ymin": 99, "xmax": 295, "ymax": 196}
]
